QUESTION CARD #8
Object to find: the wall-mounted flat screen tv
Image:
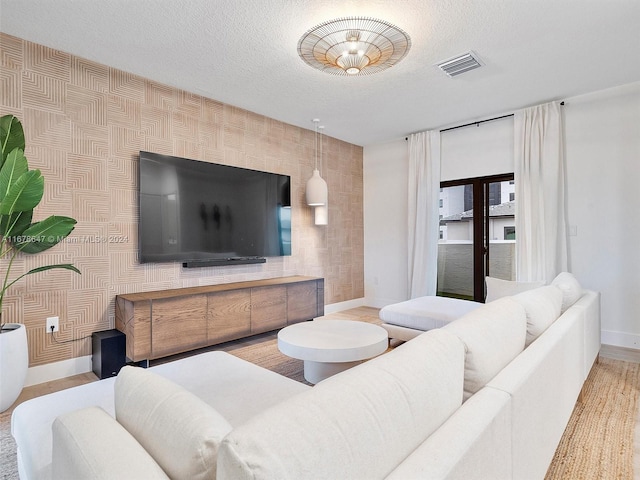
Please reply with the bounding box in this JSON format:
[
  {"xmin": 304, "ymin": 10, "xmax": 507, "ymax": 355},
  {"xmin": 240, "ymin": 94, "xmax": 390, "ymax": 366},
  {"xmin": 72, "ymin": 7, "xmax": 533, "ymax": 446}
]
[{"xmin": 138, "ymin": 151, "xmax": 291, "ymax": 267}]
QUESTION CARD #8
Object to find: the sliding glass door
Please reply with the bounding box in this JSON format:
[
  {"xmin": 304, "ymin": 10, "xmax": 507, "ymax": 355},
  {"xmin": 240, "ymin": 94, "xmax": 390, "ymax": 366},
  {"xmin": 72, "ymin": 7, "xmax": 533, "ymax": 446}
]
[{"xmin": 437, "ymin": 174, "xmax": 515, "ymax": 302}]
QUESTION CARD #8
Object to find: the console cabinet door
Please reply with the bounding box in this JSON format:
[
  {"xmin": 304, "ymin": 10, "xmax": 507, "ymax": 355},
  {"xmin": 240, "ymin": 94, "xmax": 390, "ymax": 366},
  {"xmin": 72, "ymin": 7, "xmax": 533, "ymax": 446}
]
[
  {"xmin": 151, "ymin": 295, "xmax": 207, "ymax": 358},
  {"xmin": 287, "ymin": 282, "xmax": 320, "ymax": 324},
  {"xmin": 251, "ymin": 286, "xmax": 287, "ymax": 334},
  {"xmin": 207, "ymin": 290, "xmax": 251, "ymax": 343}
]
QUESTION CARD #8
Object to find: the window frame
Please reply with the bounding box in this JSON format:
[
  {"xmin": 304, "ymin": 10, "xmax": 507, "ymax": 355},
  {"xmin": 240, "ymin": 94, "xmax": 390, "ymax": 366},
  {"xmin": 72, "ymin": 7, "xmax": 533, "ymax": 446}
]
[{"xmin": 440, "ymin": 172, "xmax": 514, "ymax": 302}]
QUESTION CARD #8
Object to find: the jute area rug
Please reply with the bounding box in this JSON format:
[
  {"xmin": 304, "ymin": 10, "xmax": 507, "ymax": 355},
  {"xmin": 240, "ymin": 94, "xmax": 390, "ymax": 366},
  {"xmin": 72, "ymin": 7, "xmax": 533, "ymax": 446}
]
[
  {"xmin": 545, "ymin": 356, "xmax": 640, "ymax": 480},
  {"xmin": 1, "ymin": 329, "xmax": 639, "ymax": 480}
]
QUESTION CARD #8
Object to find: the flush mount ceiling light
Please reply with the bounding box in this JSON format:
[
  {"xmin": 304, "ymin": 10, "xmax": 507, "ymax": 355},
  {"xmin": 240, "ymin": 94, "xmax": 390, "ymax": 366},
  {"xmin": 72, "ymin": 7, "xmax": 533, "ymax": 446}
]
[{"xmin": 298, "ymin": 17, "xmax": 411, "ymax": 76}]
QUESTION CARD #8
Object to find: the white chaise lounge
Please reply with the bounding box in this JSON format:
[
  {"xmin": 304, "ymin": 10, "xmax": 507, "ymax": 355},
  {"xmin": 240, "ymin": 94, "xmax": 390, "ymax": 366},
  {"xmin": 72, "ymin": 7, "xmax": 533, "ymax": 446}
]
[
  {"xmin": 380, "ymin": 295, "xmax": 482, "ymax": 342},
  {"xmin": 380, "ymin": 276, "xmax": 548, "ymax": 342}
]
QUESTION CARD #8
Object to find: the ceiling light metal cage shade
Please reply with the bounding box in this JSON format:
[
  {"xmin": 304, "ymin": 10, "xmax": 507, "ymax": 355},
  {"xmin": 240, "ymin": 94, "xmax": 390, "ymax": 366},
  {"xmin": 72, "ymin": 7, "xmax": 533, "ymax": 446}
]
[
  {"xmin": 305, "ymin": 169, "xmax": 328, "ymax": 206},
  {"xmin": 298, "ymin": 17, "xmax": 411, "ymax": 76}
]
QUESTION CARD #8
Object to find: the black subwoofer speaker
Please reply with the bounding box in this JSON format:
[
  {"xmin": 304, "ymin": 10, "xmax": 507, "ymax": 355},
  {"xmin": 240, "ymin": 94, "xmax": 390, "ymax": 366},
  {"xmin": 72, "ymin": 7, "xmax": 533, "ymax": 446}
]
[{"xmin": 92, "ymin": 329, "xmax": 126, "ymax": 379}]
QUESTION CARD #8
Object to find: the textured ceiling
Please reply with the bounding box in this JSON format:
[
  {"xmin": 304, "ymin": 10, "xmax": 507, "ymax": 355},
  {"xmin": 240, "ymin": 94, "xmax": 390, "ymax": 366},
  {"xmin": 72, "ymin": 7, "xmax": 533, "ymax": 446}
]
[{"xmin": 1, "ymin": 0, "xmax": 639, "ymax": 146}]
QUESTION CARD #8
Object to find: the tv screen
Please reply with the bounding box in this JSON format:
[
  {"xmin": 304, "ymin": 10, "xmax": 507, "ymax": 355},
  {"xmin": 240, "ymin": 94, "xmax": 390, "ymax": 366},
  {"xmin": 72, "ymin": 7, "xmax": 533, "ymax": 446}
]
[{"xmin": 138, "ymin": 151, "xmax": 291, "ymax": 266}]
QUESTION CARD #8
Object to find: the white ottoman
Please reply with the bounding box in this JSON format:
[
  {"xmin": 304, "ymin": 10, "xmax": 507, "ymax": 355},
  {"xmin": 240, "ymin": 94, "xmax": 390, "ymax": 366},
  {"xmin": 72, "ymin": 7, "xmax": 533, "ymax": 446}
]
[{"xmin": 380, "ymin": 296, "xmax": 482, "ymax": 341}]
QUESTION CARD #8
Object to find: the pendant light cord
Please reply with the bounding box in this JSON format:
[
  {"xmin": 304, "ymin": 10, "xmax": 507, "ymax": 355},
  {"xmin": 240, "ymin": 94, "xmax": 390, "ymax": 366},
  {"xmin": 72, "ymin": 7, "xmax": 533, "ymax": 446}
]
[
  {"xmin": 319, "ymin": 125, "xmax": 324, "ymax": 175},
  {"xmin": 313, "ymin": 119, "xmax": 320, "ymax": 170}
]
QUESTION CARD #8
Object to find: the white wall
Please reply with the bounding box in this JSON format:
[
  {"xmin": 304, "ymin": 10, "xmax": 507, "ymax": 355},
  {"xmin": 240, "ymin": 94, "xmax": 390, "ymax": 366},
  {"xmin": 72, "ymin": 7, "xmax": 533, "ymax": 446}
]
[
  {"xmin": 363, "ymin": 81, "xmax": 640, "ymax": 348},
  {"xmin": 564, "ymin": 82, "xmax": 640, "ymax": 348}
]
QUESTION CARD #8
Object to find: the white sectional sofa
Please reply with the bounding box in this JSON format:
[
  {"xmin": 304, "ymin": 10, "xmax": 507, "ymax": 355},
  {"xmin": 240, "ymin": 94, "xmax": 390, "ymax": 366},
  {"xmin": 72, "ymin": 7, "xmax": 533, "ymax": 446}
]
[{"xmin": 11, "ymin": 273, "xmax": 600, "ymax": 480}]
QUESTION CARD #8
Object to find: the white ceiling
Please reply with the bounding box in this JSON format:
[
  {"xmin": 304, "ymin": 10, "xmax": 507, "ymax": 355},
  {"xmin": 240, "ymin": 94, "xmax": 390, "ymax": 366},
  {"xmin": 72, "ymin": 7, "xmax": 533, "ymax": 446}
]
[{"xmin": 1, "ymin": 0, "xmax": 639, "ymax": 146}]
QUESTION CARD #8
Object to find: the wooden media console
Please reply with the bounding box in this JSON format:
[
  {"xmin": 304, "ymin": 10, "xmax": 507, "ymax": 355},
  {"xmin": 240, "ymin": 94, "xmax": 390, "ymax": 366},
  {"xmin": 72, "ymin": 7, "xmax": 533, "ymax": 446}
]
[{"xmin": 115, "ymin": 276, "xmax": 324, "ymax": 362}]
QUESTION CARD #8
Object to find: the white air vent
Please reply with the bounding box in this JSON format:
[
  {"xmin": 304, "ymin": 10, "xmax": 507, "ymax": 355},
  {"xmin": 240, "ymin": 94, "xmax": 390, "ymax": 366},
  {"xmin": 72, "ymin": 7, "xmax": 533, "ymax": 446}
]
[{"xmin": 437, "ymin": 51, "xmax": 483, "ymax": 77}]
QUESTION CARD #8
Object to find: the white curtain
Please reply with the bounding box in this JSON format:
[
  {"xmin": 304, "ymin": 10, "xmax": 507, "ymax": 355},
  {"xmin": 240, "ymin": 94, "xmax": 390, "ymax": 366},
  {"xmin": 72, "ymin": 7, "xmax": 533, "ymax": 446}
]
[
  {"xmin": 514, "ymin": 101, "xmax": 569, "ymax": 282},
  {"xmin": 407, "ymin": 131, "xmax": 441, "ymax": 298}
]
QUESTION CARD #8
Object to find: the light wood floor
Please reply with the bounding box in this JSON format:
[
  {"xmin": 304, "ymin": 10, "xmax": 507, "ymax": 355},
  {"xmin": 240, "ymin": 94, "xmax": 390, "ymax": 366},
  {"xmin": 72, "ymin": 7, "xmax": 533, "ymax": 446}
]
[
  {"xmin": 600, "ymin": 344, "xmax": 640, "ymax": 363},
  {"xmin": 6, "ymin": 305, "xmax": 639, "ymax": 413}
]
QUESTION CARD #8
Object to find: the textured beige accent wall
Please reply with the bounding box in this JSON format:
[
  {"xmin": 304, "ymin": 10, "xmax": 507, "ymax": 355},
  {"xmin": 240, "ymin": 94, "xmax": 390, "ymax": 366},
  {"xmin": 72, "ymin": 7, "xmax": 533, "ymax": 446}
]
[{"xmin": 0, "ymin": 33, "xmax": 364, "ymax": 367}]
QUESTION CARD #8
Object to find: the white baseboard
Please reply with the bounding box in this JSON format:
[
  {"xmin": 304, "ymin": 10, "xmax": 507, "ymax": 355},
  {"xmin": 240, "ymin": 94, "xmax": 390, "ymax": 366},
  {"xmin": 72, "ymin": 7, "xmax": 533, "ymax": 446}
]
[
  {"xmin": 26, "ymin": 355, "xmax": 92, "ymax": 387},
  {"xmin": 364, "ymin": 296, "xmax": 406, "ymax": 309},
  {"xmin": 324, "ymin": 298, "xmax": 366, "ymax": 315},
  {"xmin": 365, "ymin": 296, "xmax": 409, "ymax": 308},
  {"xmin": 601, "ymin": 330, "xmax": 640, "ymax": 349}
]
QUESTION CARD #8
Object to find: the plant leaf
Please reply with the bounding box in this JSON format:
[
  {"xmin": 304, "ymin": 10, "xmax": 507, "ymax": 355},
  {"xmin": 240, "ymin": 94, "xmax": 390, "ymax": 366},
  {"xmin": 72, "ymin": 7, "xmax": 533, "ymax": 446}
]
[
  {"xmin": 0, "ymin": 148, "xmax": 29, "ymax": 204},
  {"xmin": 1, "ymin": 263, "xmax": 81, "ymax": 295},
  {"xmin": 0, "ymin": 169, "xmax": 44, "ymax": 215},
  {"xmin": 0, "ymin": 210, "xmax": 33, "ymax": 238},
  {"xmin": 0, "ymin": 115, "xmax": 25, "ymax": 170},
  {"xmin": 26, "ymin": 264, "xmax": 81, "ymax": 276},
  {"xmin": 12, "ymin": 216, "xmax": 77, "ymax": 253}
]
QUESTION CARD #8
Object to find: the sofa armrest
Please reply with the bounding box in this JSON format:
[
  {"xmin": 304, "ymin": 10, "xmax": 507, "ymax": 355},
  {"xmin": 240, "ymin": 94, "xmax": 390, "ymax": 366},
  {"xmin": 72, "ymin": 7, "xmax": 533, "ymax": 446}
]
[
  {"xmin": 386, "ymin": 388, "xmax": 512, "ymax": 480},
  {"xmin": 52, "ymin": 406, "xmax": 169, "ymax": 480},
  {"xmin": 486, "ymin": 307, "xmax": 585, "ymax": 480},
  {"xmin": 571, "ymin": 290, "xmax": 601, "ymax": 378}
]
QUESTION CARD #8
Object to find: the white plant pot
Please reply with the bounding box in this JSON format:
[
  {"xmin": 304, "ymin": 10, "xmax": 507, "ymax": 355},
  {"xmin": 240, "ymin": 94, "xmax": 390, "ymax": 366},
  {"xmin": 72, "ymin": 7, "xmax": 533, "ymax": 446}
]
[{"xmin": 0, "ymin": 323, "xmax": 29, "ymax": 412}]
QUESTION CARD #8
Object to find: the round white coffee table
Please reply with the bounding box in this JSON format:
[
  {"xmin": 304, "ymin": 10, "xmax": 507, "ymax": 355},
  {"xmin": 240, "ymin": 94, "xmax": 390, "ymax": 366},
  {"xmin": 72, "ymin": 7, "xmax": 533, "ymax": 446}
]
[{"xmin": 277, "ymin": 320, "xmax": 388, "ymax": 384}]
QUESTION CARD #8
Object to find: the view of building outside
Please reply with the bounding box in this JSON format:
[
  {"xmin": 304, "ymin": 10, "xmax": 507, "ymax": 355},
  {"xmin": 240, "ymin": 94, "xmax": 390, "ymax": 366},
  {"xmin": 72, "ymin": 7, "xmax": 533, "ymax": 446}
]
[{"xmin": 437, "ymin": 180, "xmax": 515, "ymax": 299}]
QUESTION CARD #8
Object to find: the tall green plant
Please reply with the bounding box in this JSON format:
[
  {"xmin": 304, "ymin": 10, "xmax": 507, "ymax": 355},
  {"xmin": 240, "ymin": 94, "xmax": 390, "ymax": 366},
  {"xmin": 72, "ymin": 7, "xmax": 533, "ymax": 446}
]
[{"xmin": 0, "ymin": 115, "xmax": 80, "ymax": 331}]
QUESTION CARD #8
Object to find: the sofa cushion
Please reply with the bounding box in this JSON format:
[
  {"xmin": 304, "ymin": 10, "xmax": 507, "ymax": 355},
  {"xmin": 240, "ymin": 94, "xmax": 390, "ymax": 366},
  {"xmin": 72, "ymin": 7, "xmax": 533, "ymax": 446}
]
[
  {"xmin": 217, "ymin": 329, "xmax": 466, "ymax": 480},
  {"xmin": 443, "ymin": 297, "xmax": 527, "ymax": 400},
  {"xmin": 551, "ymin": 272, "xmax": 583, "ymax": 313},
  {"xmin": 512, "ymin": 286, "xmax": 563, "ymax": 347},
  {"xmin": 485, "ymin": 276, "xmax": 545, "ymax": 303},
  {"xmin": 115, "ymin": 366, "xmax": 232, "ymax": 480},
  {"xmin": 52, "ymin": 406, "xmax": 169, "ymax": 480},
  {"xmin": 142, "ymin": 351, "xmax": 310, "ymax": 427}
]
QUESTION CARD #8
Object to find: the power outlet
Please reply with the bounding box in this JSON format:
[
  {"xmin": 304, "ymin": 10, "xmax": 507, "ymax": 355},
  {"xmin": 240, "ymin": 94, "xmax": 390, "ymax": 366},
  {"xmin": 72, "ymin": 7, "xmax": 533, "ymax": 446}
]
[{"xmin": 46, "ymin": 316, "xmax": 59, "ymax": 333}]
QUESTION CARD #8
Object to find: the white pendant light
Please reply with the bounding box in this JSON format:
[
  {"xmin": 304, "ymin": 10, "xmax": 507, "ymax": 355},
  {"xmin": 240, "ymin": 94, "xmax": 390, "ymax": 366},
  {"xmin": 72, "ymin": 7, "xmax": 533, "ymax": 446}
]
[
  {"xmin": 305, "ymin": 169, "xmax": 327, "ymax": 206},
  {"xmin": 314, "ymin": 203, "xmax": 328, "ymax": 225},
  {"xmin": 305, "ymin": 119, "xmax": 328, "ymax": 207}
]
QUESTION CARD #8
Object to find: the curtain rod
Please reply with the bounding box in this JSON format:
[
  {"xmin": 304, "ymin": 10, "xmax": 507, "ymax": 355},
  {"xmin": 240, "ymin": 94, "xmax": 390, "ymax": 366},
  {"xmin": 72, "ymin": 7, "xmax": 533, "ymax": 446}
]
[
  {"xmin": 439, "ymin": 113, "xmax": 513, "ymax": 133},
  {"xmin": 405, "ymin": 101, "xmax": 564, "ymax": 139}
]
